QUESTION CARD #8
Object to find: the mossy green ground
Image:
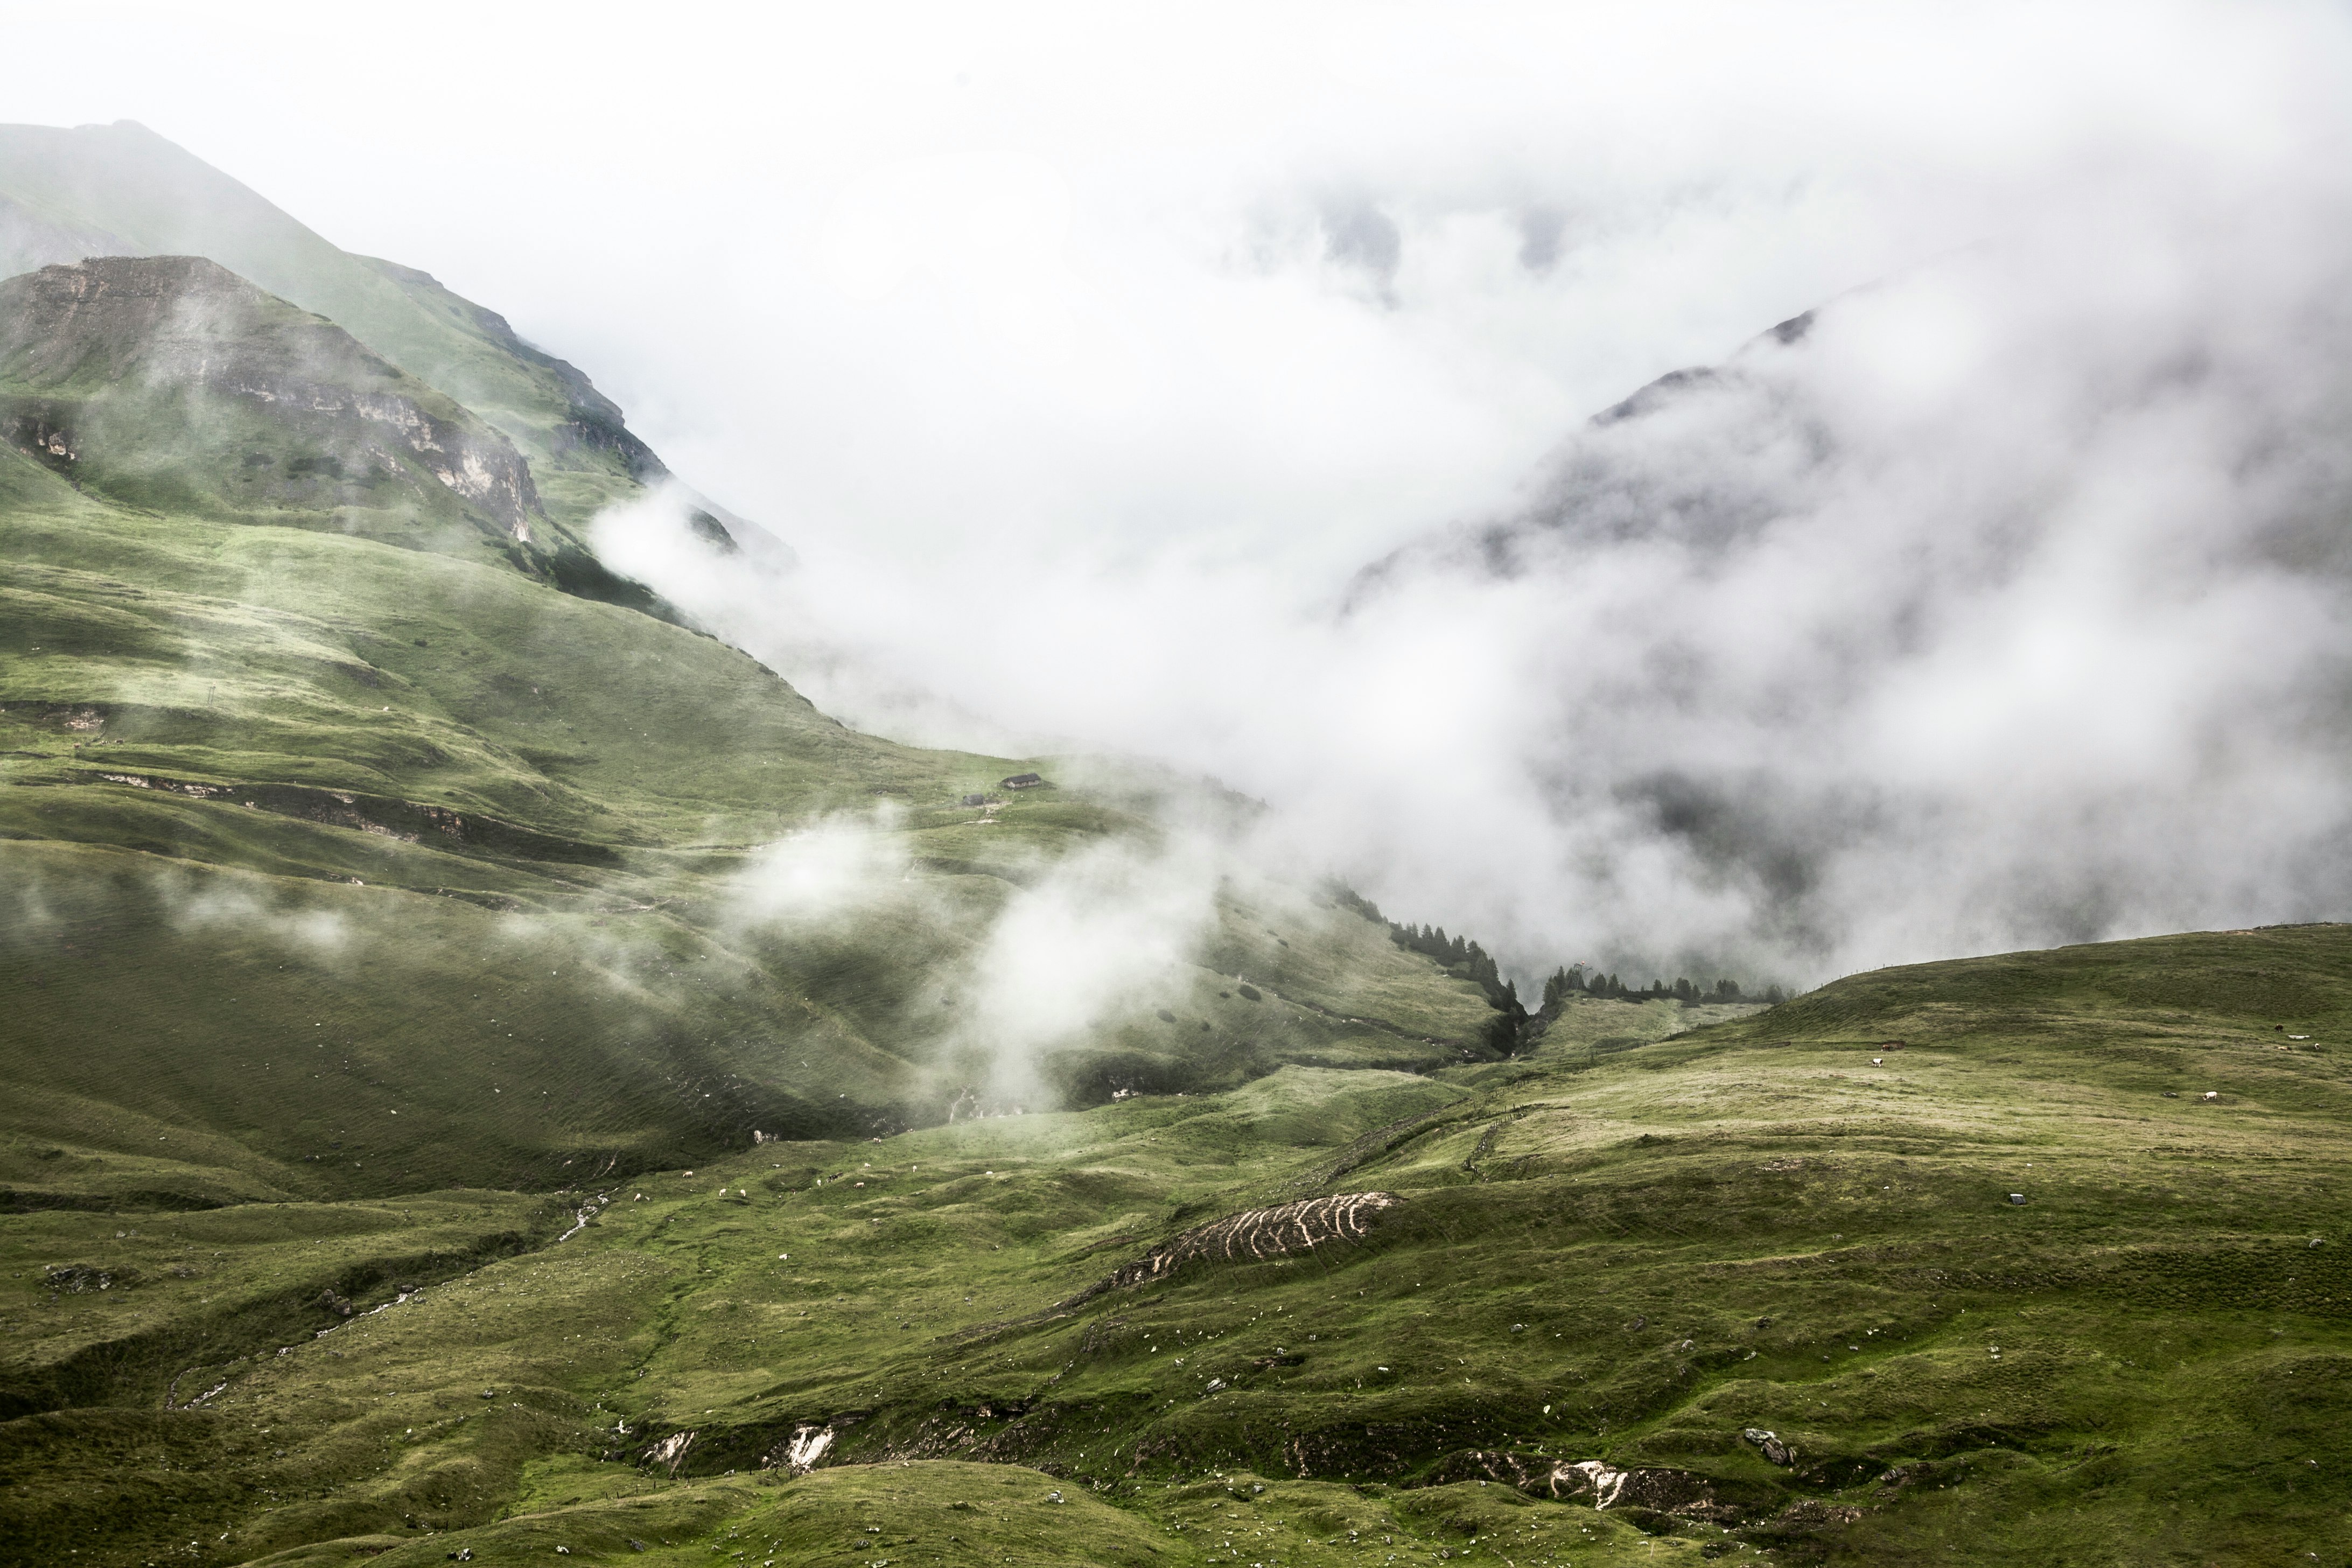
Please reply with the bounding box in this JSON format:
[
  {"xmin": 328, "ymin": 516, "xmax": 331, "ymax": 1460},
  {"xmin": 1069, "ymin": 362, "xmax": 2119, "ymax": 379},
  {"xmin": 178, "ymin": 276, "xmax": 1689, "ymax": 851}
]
[{"xmin": 6, "ymin": 927, "xmax": 2351, "ymax": 1565}]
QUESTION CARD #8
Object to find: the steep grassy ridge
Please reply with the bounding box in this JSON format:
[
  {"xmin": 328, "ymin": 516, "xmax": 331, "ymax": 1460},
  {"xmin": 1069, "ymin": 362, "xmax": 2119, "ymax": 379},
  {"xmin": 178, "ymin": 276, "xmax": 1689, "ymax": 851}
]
[
  {"xmin": 6, "ymin": 927, "xmax": 2348, "ymax": 1565},
  {"xmin": 0, "ymin": 365, "xmax": 1499, "ymax": 1202},
  {"xmin": 1, "ymin": 257, "xmax": 545, "ymax": 550},
  {"xmin": 0, "ymin": 438, "xmax": 960, "ymax": 842},
  {"xmin": 0, "ymin": 121, "xmax": 655, "ymax": 529}
]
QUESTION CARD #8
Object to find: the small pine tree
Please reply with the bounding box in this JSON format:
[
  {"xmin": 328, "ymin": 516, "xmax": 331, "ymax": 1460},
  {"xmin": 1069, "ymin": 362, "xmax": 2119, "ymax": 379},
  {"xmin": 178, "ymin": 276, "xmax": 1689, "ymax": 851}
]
[{"xmin": 1539, "ymin": 967, "xmax": 1573, "ymax": 1016}]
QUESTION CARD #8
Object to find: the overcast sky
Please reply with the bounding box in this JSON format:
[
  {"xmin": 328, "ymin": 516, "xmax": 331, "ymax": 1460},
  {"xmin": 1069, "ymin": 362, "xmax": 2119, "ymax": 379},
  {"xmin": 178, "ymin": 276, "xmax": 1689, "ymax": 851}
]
[
  {"xmin": 16, "ymin": 1, "xmax": 2352, "ymax": 986},
  {"xmin": 18, "ymin": 2, "xmax": 2333, "ymax": 571}
]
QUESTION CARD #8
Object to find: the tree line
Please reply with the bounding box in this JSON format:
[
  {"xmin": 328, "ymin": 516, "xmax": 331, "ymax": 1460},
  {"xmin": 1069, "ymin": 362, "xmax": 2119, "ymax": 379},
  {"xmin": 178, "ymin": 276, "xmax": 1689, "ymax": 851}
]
[
  {"xmin": 1537, "ymin": 965, "xmax": 1786, "ymax": 1012},
  {"xmin": 1326, "ymin": 884, "xmax": 1786, "ymax": 1057}
]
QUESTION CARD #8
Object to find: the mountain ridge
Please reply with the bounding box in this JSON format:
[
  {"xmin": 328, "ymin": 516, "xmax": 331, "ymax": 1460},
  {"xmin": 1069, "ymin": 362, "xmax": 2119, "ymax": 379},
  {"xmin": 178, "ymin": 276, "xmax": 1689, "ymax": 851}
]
[
  {"xmin": 1, "ymin": 254, "xmax": 544, "ymax": 544},
  {"xmin": 6, "ymin": 122, "xmax": 2348, "ymax": 1568},
  {"xmin": 0, "ymin": 120, "xmax": 768, "ymax": 552}
]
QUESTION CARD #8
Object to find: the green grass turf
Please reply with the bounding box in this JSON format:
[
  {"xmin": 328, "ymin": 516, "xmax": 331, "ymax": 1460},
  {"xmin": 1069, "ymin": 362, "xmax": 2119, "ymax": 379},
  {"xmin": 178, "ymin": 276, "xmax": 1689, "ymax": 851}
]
[{"xmin": 5, "ymin": 925, "xmax": 2349, "ymax": 1565}]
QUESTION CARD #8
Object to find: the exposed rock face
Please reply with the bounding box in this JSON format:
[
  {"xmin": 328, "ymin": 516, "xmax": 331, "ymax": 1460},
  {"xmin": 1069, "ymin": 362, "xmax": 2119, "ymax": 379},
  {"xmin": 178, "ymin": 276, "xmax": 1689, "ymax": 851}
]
[
  {"xmin": 641, "ymin": 1430, "xmax": 696, "ymax": 1474},
  {"xmin": 1434, "ymin": 1449, "xmax": 1761, "ymax": 1523},
  {"xmin": 1096, "ymin": 1191, "xmax": 1403, "ymax": 1293},
  {"xmin": 940, "ymin": 1191, "xmax": 1405, "ymax": 1350},
  {"xmin": 354, "ymin": 253, "xmax": 666, "ymax": 481},
  {"xmin": 770, "ymin": 1424, "xmax": 835, "ymax": 1473},
  {"xmin": 0, "ymin": 255, "xmax": 543, "ymax": 537}
]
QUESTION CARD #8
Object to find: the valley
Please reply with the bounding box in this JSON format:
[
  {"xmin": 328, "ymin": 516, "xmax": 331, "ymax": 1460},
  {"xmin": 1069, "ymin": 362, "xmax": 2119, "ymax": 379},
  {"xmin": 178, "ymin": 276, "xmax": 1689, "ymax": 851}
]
[
  {"xmin": 8, "ymin": 930, "xmax": 2351, "ymax": 1565},
  {"xmin": 3, "ymin": 118, "xmax": 2349, "ymax": 1568}
]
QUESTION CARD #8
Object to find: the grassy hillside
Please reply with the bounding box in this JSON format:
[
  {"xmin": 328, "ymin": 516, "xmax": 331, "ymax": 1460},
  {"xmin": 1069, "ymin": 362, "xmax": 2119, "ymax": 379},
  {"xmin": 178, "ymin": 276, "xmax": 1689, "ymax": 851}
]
[
  {"xmin": 4, "ymin": 926, "xmax": 2348, "ymax": 1564},
  {"xmin": 17, "ymin": 120, "xmax": 2342, "ymax": 1568},
  {"xmin": 0, "ymin": 121, "xmax": 657, "ymax": 531},
  {"xmin": 1, "ymin": 256, "xmax": 548, "ymax": 552},
  {"xmin": 1, "ymin": 426, "xmax": 1499, "ymax": 1191},
  {"xmin": 0, "ymin": 264, "xmax": 1510, "ymax": 1558}
]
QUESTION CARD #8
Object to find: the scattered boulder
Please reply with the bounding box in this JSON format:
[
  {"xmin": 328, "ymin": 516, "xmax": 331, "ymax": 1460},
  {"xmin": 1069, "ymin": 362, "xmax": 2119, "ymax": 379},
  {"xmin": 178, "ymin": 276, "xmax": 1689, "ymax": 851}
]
[
  {"xmin": 1742, "ymin": 1428, "xmax": 1794, "ymax": 1467},
  {"xmin": 44, "ymin": 1263, "xmax": 132, "ymax": 1293}
]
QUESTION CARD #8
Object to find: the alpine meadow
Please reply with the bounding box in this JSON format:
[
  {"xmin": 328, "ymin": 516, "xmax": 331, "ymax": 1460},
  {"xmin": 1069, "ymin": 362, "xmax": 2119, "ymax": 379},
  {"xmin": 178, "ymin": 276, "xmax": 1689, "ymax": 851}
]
[{"xmin": 6, "ymin": 47, "xmax": 2352, "ymax": 1568}]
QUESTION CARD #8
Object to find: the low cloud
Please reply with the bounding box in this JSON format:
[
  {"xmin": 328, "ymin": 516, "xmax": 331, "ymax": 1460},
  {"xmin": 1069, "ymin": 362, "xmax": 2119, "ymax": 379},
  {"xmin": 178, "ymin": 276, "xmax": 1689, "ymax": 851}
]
[
  {"xmin": 158, "ymin": 872, "xmax": 353, "ymax": 955},
  {"xmin": 604, "ymin": 148, "xmax": 2352, "ymax": 990},
  {"xmin": 947, "ymin": 835, "xmax": 1221, "ymax": 1108},
  {"xmin": 727, "ymin": 807, "xmax": 913, "ymax": 930}
]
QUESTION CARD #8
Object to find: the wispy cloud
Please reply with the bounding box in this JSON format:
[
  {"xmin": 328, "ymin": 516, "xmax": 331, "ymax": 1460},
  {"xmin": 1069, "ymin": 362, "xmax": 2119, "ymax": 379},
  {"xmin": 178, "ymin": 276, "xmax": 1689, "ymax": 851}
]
[
  {"xmin": 32, "ymin": 1, "xmax": 2352, "ymax": 987},
  {"xmin": 605, "ymin": 114, "xmax": 2352, "ymax": 986}
]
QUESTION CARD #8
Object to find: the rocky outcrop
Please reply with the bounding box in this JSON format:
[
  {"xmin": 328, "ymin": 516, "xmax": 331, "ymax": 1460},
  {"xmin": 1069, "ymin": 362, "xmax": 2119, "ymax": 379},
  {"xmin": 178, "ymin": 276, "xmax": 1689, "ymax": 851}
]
[
  {"xmin": 1095, "ymin": 1191, "xmax": 1403, "ymax": 1292},
  {"xmin": 1430, "ymin": 1449, "xmax": 1768, "ymax": 1524},
  {"xmin": 0, "ymin": 256, "xmax": 543, "ymax": 537},
  {"xmin": 939, "ymin": 1192, "xmax": 1404, "ymax": 1350}
]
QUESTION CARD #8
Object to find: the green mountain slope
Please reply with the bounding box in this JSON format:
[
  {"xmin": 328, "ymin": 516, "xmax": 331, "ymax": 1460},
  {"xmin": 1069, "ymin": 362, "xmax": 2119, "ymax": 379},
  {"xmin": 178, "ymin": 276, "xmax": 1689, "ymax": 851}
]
[
  {"xmin": 0, "ymin": 223, "xmax": 1503, "ymax": 1238},
  {"xmin": 1, "ymin": 256, "xmax": 544, "ymax": 550},
  {"xmin": 0, "ymin": 211, "xmax": 1512, "ymax": 1568},
  {"xmin": 0, "ymin": 120, "xmax": 717, "ymax": 537},
  {"xmin": 1, "ymin": 425, "xmax": 1499, "ymax": 1189},
  {"xmin": 5, "ymin": 926, "xmax": 2348, "ymax": 1565},
  {"xmin": 17, "ymin": 123, "xmax": 2343, "ymax": 1568},
  {"xmin": 0, "ymin": 230, "xmax": 1515, "ymax": 1551}
]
